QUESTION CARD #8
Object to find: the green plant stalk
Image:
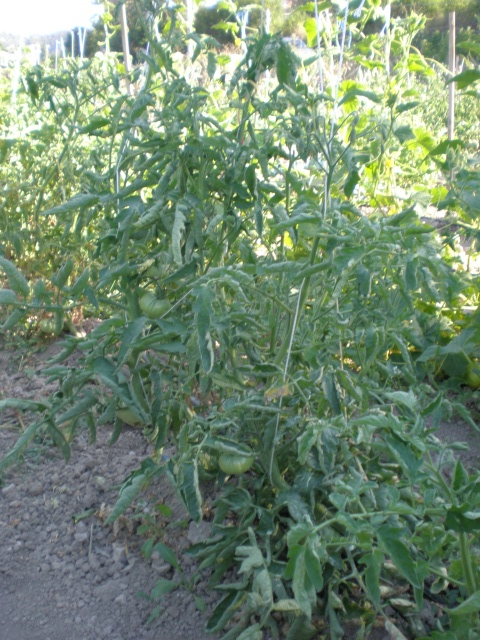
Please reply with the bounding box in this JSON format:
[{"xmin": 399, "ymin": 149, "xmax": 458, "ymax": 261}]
[
  {"xmin": 268, "ymin": 204, "xmax": 327, "ymax": 487},
  {"xmin": 459, "ymin": 531, "xmax": 477, "ymax": 597},
  {"xmin": 425, "ymin": 454, "xmax": 477, "ymax": 597}
]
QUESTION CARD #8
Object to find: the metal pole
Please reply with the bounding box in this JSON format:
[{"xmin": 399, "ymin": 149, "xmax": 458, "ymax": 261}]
[{"xmin": 448, "ymin": 11, "xmax": 456, "ymax": 140}]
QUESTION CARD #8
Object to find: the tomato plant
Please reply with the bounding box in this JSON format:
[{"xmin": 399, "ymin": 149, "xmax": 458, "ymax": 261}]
[{"xmin": 1, "ymin": 1, "xmax": 480, "ymax": 638}]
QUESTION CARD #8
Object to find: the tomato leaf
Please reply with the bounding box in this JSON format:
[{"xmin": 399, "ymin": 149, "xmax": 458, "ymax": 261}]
[
  {"xmin": 377, "ymin": 525, "xmax": 421, "ymax": 588},
  {"xmin": 42, "ymin": 194, "xmax": 99, "ymax": 217},
  {"xmin": 193, "ymin": 284, "xmax": 215, "ymax": 373},
  {"xmin": 0, "ymin": 257, "xmax": 29, "ymax": 298}
]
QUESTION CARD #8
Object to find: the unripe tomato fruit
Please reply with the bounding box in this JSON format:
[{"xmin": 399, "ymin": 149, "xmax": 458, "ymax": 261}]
[
  {"xmin": 116, "ymin": 408, "xmax": 144, "ymax": 427},
  {"xmin": 218, "ymin": 453, "xmax": 255, "ymax": 475},
  {"xmin": 466, "ymin": 362, "xmax": 480, "ymax": 389},
  {"xmin": 139, "ymin": 292, "xmax": 171, "ymax": 319},
  {"xmin": 39, "ymin": 318, "xmax": 61, "ymax": 335}
]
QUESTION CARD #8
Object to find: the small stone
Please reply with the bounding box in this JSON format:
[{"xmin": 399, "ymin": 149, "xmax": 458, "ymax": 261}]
[
  {"xmin": 112, "ymin": 543, "xmax": 126, "ymax": 563},
  {"xmin": 94, "ymin": 579, "xmax": 125, "ymax": 601},
  {"xmin": 1, "ymin": 483, "xmax": 16, "ymax": 497},
  {"xmin": 94, "ymin": 476, "xmax": 108, "ymax": 491},
  {"xmin": 74, "ymin": 532, "xmax": 89, "ymax": 543},
  {"xmin": 151, "ymin": 560, "xmax": 171, "ymax": 576},
  {"xmin": 27, "ymin": 482, "xmax": 44, "ymax": 497},
  {"xmin": 81, "ymin": 491, "xmax": 97, "ymax": 508},
  {"xmin": 121, "ymin": 558, "xmax": 136, "ymax": 573},
  {"xmin": 114, "ymin": 593, "xmax": 127, "ymax": 605},
  {"xmin": 187, "ymin": 520, "xmax": 211, "ymax": 544}
]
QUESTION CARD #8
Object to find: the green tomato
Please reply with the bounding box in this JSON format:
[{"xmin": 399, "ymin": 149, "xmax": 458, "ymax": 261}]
[
  {"xmin": 466, "ymin": 362, "xmax": 480, "ymax": 389},
  {"xmin": 139, "ymin": 292, "xmax": 171, "ymax": 319},
  {"xmin": 39, "ymin": 318, "xmax": 61, "ymax": 335},
  {"xmin": 218, "ymin": 453, "xmax": 255, "ymax": 475},
  {"xmin": 115, "ymin": 408, "xmax": 145, "ymax": 427}
]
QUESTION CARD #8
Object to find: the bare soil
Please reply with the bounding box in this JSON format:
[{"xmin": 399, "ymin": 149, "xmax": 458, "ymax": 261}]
[
  {"xmin": 0, "ymin": 336, "xmax": 479, "ymax": 640},
  {"xmin": 0, "ymin": 338, "xmax": 220, "ymax": 640}
]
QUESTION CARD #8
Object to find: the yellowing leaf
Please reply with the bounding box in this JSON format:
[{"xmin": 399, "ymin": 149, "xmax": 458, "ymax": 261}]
[{"xmin": 264, "ymin": 384, "xmax": 291, "ymax": 400}]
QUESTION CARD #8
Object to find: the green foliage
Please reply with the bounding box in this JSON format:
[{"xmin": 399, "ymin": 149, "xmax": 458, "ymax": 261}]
[
  {"xmin": 194, "ymin": 4, "xmax": 237, "ymax": 45},
  {"xmin": 394, "ymin": 0, "xmax": 480, "ymax": 17},
  {"xmin": 392, "ymin": 0, "xmax": 480, "ymax": 64},
  {"xmin": 2, "ymin": 1, "xmax": 480, "ymax": 636},
  {"xmin": 86, "ymin": 0, "xmax": 148, "ymax": 59}
]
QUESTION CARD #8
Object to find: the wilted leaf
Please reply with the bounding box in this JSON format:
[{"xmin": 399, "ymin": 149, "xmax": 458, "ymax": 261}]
[
  {"xmin": 385, "ymin": 620, "xmax": 409, "ymax": 640},
  {"xmin": 236, "ymin": 546, "xmax": 264, "ymax": 573},
  {"xmin": 105, "ymin": 472, "xmax": 148, "ymax": 524}
]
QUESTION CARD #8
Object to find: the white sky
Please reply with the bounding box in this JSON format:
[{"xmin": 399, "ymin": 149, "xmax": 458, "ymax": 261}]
[{"xmin": 0, "ymin": 0, "xmax": 103, "ymax": 36}]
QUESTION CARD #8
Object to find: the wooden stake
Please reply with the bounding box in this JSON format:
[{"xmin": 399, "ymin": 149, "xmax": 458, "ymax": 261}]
[
  {"xmin": 186, "ymin": 0, "xmax": 194, "ymax": 58},
  {"xmin": 448, "ymin": 11, "xmax": 456, "ymax": 140},
  {"xmin": 120, "ymin": 3, "xmax": 132, "ymax": 74},
  {"xmin": 120, "ymin": 2, "xmax": 134, "ymax": 95}
]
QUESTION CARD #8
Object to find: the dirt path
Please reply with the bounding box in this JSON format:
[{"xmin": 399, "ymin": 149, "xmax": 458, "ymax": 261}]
[{"xmin": 0, "ymin": 341, "xmax": 219, "ymax": 640}]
